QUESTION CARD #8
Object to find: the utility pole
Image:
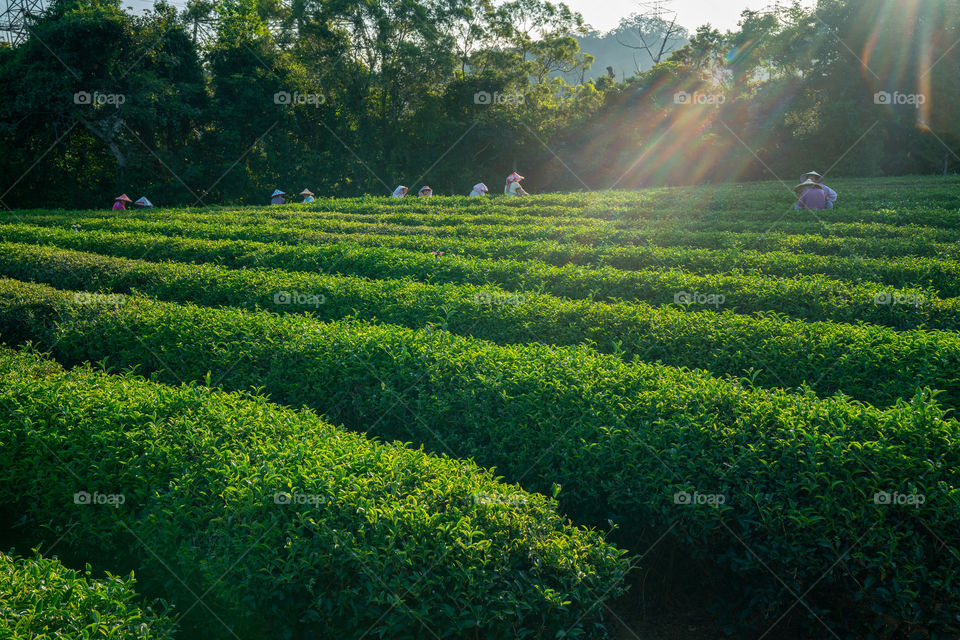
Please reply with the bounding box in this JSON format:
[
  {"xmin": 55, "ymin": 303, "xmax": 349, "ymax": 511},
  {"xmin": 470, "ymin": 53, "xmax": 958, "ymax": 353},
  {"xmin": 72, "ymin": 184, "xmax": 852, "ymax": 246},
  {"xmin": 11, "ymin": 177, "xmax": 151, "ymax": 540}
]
[
  {"xmin": 618, "ymin": 0, "xmax": 684, "ymax": 71},
  {"xmin": 0, "ymin": 0, "xmax": 46, "ymax": 46},
  {"xmin": 636, "ymin": 0, "xmax": 669, "ymax": 21}
]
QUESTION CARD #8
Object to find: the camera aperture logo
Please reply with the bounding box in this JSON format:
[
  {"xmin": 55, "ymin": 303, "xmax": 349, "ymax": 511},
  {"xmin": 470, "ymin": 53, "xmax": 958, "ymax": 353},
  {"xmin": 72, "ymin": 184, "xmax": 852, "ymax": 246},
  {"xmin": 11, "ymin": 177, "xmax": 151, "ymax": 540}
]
[
  {"xmin": 74, "ymin": 490, "xmax": 125, "ymax": 507},
  {"xmin": 273, "ymin": 290, "xmax": 326, "ymax": 307}
]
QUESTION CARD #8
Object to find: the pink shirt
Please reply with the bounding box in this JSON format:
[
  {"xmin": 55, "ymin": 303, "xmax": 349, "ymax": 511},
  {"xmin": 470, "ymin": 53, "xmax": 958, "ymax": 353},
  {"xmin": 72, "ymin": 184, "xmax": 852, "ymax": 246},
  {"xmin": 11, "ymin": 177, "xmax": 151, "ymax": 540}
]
[
  {"xmin": 112, "ymin": 201, "xmax": 125, "ymax": 210},
  {"xmin": 797, "ymin": 187, "xmax": 827, "ymax": 210}
]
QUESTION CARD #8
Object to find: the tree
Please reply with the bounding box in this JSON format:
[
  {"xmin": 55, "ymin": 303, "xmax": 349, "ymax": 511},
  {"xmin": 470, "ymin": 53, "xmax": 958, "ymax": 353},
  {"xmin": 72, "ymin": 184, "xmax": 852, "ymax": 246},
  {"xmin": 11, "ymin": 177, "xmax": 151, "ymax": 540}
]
[{"xmin": 0, "ymin": 0, "xmax": 204, "ymax": 207}]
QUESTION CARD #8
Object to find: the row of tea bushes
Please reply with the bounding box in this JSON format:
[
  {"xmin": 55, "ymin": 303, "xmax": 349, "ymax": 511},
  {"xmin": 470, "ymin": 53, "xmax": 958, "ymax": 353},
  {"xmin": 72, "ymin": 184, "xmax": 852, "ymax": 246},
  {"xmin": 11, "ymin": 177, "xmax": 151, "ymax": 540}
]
[
  {"xmin": 17, "ymin": 202, "xmax": 960, "ymax": 246},
  {"xmin": 3, "ymin": 245, "xmax": 960, "ymax": 409},
  {"xmin": 0, "ymin": 345, "xmax": 628, "ymax": 640},
  {"xmin": 15, "ymin": 209, "xmax": 956, "ymax": 260}
]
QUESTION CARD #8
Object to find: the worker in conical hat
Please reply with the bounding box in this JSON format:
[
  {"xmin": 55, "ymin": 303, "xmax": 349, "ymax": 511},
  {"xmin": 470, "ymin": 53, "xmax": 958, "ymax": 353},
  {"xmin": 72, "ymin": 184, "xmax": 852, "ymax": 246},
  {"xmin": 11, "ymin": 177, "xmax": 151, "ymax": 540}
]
[
  {"xmin": 469, "ymin": 183, "xmax": 488, "ymax": 197},
  {"xmin": 392, "ymin": 185, "xmax": 408, "ymax": 197},
  {"xmin": 799, "ymin": 171, "xmax": 837, "ymax": 209},
  {"xmin": 134, "ymin": 196, "xmax": 153, "ymax": 208},
  {"xmin": 112, "ymin": 194, "xmax": 132, "ymax": 210},
  {"xmin": 504, "ymin": 172, "xmax": 528, "ymax": 196},
  {"xmin": 299, "ymin": 189, "xmax": 315, "ymax": 203},
  {"xmin": 270, "ymin": 189, "xmax": 285, "ymax": 205},
  {"xmin": 794, "ymin": 179, "xmax": 827, "ymax": 210}
]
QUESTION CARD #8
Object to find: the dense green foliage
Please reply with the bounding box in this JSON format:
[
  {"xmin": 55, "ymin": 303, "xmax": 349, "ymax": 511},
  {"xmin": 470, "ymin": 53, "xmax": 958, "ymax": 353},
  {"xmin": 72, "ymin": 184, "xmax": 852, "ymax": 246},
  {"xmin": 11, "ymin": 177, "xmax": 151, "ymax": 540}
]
[
  {"xmin": 0, "ymin": 346, "xmax": 628, "ymax": 639},
  {"xmin": 7, "ymin": 182, "xmax": 960, "ymax": 300},
  {"xmin": 3, "ymin": 244, "xmax": 960, "ymax": 410},
  {"xmin": 3, "ymin": 179, "xmax": 960, "ymax": 638},
  {"xmin": 0, "ymin": 551, "xmax": 175, "ymax": 640},
  {"xmin": 0, "ymin": 278, "xmax": 957, "ymax": 637},
  {"xmin": 11, "ymin": 203, "xmax": 960, "ymax": 256},
  {"xmin": 3, "ymin": 219, "xmax": 960, "ymax": 331}
]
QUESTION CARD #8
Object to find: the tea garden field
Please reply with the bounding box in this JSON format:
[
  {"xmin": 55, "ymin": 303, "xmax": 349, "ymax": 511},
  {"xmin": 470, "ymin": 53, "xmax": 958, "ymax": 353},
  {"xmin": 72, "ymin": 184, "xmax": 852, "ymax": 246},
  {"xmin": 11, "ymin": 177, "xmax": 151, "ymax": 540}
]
[{"xmin": 1, "ymin": 176, "xmax": 959, "ymax": 639}]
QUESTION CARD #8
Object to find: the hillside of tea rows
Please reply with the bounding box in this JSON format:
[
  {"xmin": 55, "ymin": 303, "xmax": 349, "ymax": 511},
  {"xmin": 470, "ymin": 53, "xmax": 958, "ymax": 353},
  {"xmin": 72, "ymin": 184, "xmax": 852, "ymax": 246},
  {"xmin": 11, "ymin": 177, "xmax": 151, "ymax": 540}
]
[{"xmin": 1, "ymin": 177, "xmax": 959, "ymax": 639}]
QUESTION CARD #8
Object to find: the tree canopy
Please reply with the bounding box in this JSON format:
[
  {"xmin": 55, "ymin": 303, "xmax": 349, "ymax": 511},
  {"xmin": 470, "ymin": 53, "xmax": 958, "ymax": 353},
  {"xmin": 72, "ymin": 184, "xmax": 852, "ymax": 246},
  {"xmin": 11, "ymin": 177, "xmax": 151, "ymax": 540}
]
[{"xmin": 1, "ymin": 0, "xmax": 957, "ymax": 207}]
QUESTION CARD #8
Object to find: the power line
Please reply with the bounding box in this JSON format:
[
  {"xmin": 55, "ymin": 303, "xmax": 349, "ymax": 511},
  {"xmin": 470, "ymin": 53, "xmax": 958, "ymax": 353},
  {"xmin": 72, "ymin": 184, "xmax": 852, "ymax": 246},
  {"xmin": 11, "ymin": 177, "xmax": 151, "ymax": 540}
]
[
  {"xmin": 635, "ymin": 0, "xmax": 676, "ymax": 22},
  {"xmin": 0, "ymin": 0, "xmax": 47, "ymax": 46}
]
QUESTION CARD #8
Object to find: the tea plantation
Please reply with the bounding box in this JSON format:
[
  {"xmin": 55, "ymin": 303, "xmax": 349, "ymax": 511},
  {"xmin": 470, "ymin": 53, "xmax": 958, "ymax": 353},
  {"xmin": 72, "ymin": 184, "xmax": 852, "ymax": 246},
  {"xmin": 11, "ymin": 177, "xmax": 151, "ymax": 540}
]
[{"xmin": 1, "ymin": 177, "xmax": 959, "ymax": 639}]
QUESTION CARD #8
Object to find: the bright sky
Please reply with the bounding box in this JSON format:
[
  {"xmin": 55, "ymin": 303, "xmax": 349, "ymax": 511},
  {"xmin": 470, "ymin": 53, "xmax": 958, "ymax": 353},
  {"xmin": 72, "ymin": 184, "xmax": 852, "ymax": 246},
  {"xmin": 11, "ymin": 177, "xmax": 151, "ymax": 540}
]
[
  {"xmin": 568, "ymin": 0, "xmax": 816, "ymax": 34},
  {"xmin": 119, "ymin": 0, "xmax": 816, "ymax": 35}
]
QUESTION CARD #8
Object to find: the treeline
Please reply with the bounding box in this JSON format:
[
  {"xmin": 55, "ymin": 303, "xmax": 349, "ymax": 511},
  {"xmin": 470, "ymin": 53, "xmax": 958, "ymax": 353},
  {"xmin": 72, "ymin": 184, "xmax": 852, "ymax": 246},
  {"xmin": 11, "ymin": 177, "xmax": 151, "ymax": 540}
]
[
  {"xmin": 556, "ymin": 0, "xmax": 960, "ymax": 190},
  {"xmin": 0, "ymin": 0, "xmax": 957, "ymax": 208}
]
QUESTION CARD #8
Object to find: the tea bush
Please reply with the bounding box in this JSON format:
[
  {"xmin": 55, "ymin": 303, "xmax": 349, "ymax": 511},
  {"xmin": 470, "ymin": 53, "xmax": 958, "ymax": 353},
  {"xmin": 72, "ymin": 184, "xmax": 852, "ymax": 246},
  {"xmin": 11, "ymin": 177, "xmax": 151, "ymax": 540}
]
[
  {"xmin": 0, "ymin": 346, "xmax": 629, "ymax": 640},
  {"xmin": 0, "ymin": 551, "xmax": 176, "ymax": 640}
]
